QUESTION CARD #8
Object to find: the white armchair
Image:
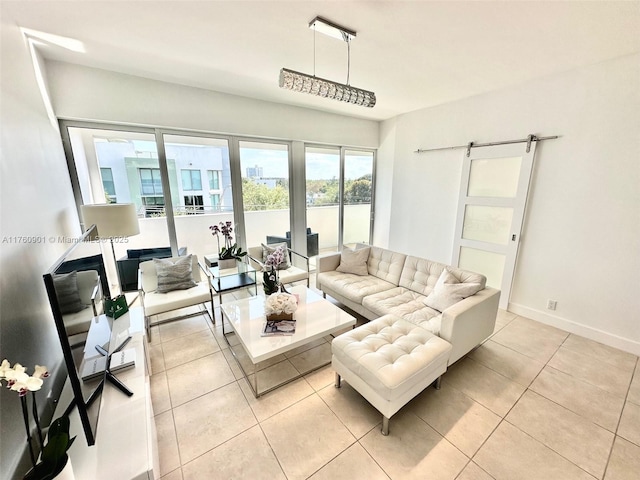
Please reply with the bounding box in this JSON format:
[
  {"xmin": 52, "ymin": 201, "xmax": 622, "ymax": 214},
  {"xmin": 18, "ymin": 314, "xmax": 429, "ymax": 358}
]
[
  {"xmin": 247, "ymin": 245, "xmax": 310, "ymax": 288},
  {"xmin": 139, "ymin": 254, "xmax": 214, "ymax": 340}
]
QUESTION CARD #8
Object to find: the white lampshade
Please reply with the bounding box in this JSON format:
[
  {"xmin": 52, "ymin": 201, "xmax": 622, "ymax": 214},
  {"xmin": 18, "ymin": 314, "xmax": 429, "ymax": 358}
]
[{"xmin": 81, "ymin": 203, "xmax": 140, "ymax": 238}]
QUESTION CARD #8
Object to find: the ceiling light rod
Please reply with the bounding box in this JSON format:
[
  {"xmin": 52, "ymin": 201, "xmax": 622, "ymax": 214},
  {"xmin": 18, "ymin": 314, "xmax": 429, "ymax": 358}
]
[{"xmin": 308, "ymin": 16, "xmax": 356, "ymax": 43}]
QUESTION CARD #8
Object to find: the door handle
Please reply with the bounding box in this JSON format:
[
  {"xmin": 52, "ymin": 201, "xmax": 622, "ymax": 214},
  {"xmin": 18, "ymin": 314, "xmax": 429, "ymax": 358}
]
[{"xmin": 512, "ymin": 234, "xmax": 517, "ymax": 242}]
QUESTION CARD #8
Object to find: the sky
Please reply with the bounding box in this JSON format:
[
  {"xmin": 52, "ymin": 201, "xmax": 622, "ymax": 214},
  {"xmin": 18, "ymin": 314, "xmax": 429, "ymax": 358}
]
[{"xmin": 240, "ymin": 149, "xmax": 373, "ymax": 180}]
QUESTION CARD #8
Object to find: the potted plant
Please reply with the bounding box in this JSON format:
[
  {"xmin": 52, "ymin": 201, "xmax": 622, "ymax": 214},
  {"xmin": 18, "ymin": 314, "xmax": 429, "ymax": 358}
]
[
  {"xmin": 262, "ymin": 245, "xmax": 286, "ymax": 295},
  {"xmin": 0, "ymin": 360, "xmax": 75, "ymax": 479},
  {"xmin": 23, "ymin": 415, "xmax": 76, "ymax": 480},
  {"xmin": 209, "ymin": 221, "xmax": 247, "ymax": 269}
]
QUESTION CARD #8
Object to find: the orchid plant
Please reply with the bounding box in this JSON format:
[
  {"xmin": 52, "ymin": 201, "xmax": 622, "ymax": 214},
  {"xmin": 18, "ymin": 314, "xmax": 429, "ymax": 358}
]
[
  {"xmin": 0, "ymin": 360, "xmax": 48, "ymax": 469},
  {"xmin": 264, "ymin": 245, "xmax": 286, "ymax": 269},
  {"xmin": 1, "ymin": 359, "xmax": 76, "ymax": 480},
  {"xmin": 209, "ymin": 221, "xmax": 247, "ymax": 260},
  {"xmin": 263, "ymin": 245, "xmax": 286, "ymax": 295}
]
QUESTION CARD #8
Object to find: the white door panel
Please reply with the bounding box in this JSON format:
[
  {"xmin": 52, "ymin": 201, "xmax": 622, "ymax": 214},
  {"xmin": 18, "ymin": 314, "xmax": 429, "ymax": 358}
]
[{"xmin": 453, "ymin": 142, "xmax": 536, "ymax": 309}]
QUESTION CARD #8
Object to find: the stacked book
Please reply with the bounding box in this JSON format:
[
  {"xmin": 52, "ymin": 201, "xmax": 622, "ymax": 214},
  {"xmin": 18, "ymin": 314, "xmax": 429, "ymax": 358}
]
[{"xmin": 81, "ymin": 348, "xmax": 136, "ymax": 381}]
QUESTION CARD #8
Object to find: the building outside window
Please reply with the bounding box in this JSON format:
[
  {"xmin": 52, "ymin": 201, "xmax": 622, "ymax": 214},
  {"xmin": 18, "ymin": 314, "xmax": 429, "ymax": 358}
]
[
  {"xmin": 140, "ymin": 168, "xmax": 163, "ymax": 195},
  {"xmin": 100, "ymin": 167, "xmax": 116, "ymax": 202},
  {"xmin": 181, "ymin": 169, "xmax": 202, "ymax": 191},
  {"xmin": 210, "ymin": 193, "xmax": 220, "ymax": 211},
  {"xmin": 139, "ymin": 168, "xmax": 164, "ymax": 216},
  {"xmin": 246, "ymin": 165, "xmax": 263, "ymax": 178},
  {"xmin": 184, "ymin": 194, "xmax": 204, "ymax": 213},
  {"xmin": 208, "ymin": 170, "xmax": 220, "ymax": 190}
]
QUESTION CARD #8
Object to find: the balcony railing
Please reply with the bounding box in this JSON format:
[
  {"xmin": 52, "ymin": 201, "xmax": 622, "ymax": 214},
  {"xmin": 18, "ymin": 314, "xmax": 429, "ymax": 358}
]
[{"xmin": 114, "ymin": 204, "xmax": 371, "ymax": 268}]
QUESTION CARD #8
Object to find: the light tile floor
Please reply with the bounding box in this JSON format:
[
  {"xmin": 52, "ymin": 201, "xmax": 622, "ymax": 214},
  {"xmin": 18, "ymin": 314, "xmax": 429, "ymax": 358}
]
[{"xmin": 146, "ymin": 286, "xmax": 640, "ymax": 480}]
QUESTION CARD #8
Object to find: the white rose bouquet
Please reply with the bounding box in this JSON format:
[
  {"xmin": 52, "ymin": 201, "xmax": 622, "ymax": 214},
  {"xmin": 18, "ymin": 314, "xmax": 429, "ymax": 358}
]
[{"xmin": 264, "ymin": 292, "xmax": 298, "ymax": 316}]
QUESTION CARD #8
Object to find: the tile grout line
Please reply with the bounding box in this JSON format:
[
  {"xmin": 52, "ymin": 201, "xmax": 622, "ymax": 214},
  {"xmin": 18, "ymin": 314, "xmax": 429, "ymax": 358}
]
[
  {"xmin": 467, "ymin": 331, "xmax": 599, "ymax": 479},
  {"xmin": 149, "ymin": 298, "xmax": 639, "ymax": 479},
  {"xmin": 602, "ymin": 355, "xmax": 640, "ymax": 479}
]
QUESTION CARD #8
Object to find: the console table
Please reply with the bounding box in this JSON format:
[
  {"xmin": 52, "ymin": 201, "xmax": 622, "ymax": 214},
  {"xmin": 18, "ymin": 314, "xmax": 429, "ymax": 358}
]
[{"xmin": 64, "ymin": 307, "xmax": 159, "ymax": 479}]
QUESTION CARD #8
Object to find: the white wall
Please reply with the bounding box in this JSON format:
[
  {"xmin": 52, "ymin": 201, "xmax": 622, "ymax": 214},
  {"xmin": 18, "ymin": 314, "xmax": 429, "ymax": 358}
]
[
  {"xmin": 0, "ymin": 19, "xmax": 81, "ymax": 479},
  {"xmin": 380, "ymin": 54, "xmax": 640, "ymax": 355},
  {"xmin": 45, "ymin": 61, "xmax": 379, "ymax": 148},
  {"xmin": 373, "ymin": 118, "xmax": 397, "ymax": 247}
]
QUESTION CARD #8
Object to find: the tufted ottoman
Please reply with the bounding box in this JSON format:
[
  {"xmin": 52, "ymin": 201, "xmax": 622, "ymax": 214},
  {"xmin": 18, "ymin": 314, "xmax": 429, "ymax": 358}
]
[{"xmin": 332, "ymin": 314, "xmax": 452, "ymax": 435}]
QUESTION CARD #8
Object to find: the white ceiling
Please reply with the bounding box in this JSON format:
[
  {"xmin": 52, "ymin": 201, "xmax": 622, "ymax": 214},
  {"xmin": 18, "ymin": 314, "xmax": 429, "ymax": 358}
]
[{"xmin": 4, "ymin": 1, "xmax": 640, "ymax": 121}]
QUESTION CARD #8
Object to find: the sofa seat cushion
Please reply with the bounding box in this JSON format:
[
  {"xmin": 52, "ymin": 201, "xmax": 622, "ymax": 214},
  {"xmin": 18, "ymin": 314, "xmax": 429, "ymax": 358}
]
[
  {"xmin": 143, "ymin": 282, "xmax": 211, "ymax": 316},
  {"xmin": 362, "ymin": 288, "xmax": 442, "ymax": 334},
  {"xmin": 332, "ymin": 314, "xmax": 451, "ymax": 401},
  {"xmin": 277, "ymin": 265, "xmax": 309, "ymax": 285},
  {"xmin": 63, "ymin": 311, "xmax": 92, "ymax": 336},
  {"xmin": 318, "ymin": 271, "xmax": 395, "ymax": 304}
]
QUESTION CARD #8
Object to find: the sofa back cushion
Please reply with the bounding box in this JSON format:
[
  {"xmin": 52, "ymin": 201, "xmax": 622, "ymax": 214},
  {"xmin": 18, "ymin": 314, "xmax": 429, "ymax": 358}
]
[
  {"xmin": 400, "ymin": 256, "xmax": 486, "ymax": 295},
  {"xmin": 140, "ymin": 254, "xmax": 202, "ymax": 293},
  {"xmin": 367, "ymin": 246, "xmax": 406, "ymax": 286},
  {"xmin": 337, "ymin": 246, "xmax": 370, "ymax": 275}
]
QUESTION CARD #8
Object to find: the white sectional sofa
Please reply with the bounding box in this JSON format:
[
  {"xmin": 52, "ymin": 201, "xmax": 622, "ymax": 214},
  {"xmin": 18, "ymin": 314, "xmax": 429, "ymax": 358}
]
[
  {"xmin": 318, "ymin": 245, "xmax": 500, "ymax": 434},
  {"xmin": 317, "ymin": 245, "xmax": 500, "ymax": 365}
]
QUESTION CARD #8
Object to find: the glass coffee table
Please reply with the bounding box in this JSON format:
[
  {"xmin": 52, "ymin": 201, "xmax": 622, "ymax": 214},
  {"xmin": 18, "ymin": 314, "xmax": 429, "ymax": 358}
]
[
  {"xmin": 208, "ymin": 261, "xmax": 257, "ymax": 322},
  {"xmin": 220, "ymin": 285, "xmax": 356, "ymax": 397}
]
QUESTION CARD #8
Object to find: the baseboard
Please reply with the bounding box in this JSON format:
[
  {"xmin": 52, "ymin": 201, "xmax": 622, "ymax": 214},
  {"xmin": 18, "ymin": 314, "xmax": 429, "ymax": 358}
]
[{"xmin": 507, "ymin": 302, "xmax": 640, "ymax": 357}]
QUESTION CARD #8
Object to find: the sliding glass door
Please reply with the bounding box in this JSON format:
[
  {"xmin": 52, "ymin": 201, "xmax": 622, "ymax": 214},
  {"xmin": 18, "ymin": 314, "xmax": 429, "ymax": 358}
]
[
  {"xmin": 61, "ymin": 121, "xmax": 376, "ymax": 283},
  {"xmin": 162, "ymin": 134, "xmax": 233, "ymax": 260},
  {"xmin": 63, "ymin": 126, "xmax": 171, "ymax": 293},
  {"xmin": 65, "ymin": 126, "xmax": 171, "ymax": 251},
  {"xmin": 343, "ymin": 149, "xmax": 374, "ymax": 247},
  {"xmin": 304, "ymin": 146, "xmax": 375, "ymax": 264},
  {"xmin": 239, "ymin": 140, "xmax": 291, "ymax": 249},
  {"xmin": 305, "ymin": 147, "xmax": 340, "ymax": 265}
]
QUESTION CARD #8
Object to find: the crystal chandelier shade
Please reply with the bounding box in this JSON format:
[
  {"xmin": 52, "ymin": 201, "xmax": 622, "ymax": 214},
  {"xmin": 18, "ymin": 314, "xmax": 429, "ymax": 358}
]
[
  {"xmin": 279, "ymin": 68, "xmax": 376, "ymax": 107},
  {"xmin": 279, "ymin": 17, "xmax": 376, "ymax": 108}
]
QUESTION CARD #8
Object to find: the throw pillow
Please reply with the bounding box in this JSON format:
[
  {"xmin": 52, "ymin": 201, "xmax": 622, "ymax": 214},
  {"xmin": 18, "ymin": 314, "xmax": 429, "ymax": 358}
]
[
  {"xmin": 53, "ymin": 271, "xmax": 86, "ymax": 314},
  {"xmin": 423, "ymin": 269, "xmax": 483, "ymax": 312},
  {"xmin": 154, "ymin": 255, "xmax": 197, "ymax": 293},
  {"xmin": 336, "ymin": 247, "xmax": 370, "ymax": 276},
  {"xmin": 261, "ymin": 243, "xmax": 291, "ymax": 270}
]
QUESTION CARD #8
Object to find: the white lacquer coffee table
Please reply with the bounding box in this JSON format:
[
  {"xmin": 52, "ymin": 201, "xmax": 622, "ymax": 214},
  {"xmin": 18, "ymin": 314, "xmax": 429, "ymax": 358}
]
[{"xmin": 220, "ymin": 285, "xmax": 356, "ymax": 397}]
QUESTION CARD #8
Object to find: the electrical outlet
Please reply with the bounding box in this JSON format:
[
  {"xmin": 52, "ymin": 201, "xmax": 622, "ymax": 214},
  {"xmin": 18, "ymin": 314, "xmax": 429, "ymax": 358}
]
[{"xmin": 547, "ymin": 299, "xmax": 557, "ymax": 311}]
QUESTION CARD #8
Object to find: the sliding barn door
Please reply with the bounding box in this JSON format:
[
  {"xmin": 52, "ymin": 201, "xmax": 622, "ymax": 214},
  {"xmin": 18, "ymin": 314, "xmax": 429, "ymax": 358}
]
[{"xmin": 452, "ymin": 142, "xmax": 536, "ymax": 309}]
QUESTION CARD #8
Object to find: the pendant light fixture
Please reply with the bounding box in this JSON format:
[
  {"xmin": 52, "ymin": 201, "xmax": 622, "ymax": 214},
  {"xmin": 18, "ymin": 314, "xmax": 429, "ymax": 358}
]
[{"xmin": 279, "ymin": 16, "xmax": 376, "ymax": 108}]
